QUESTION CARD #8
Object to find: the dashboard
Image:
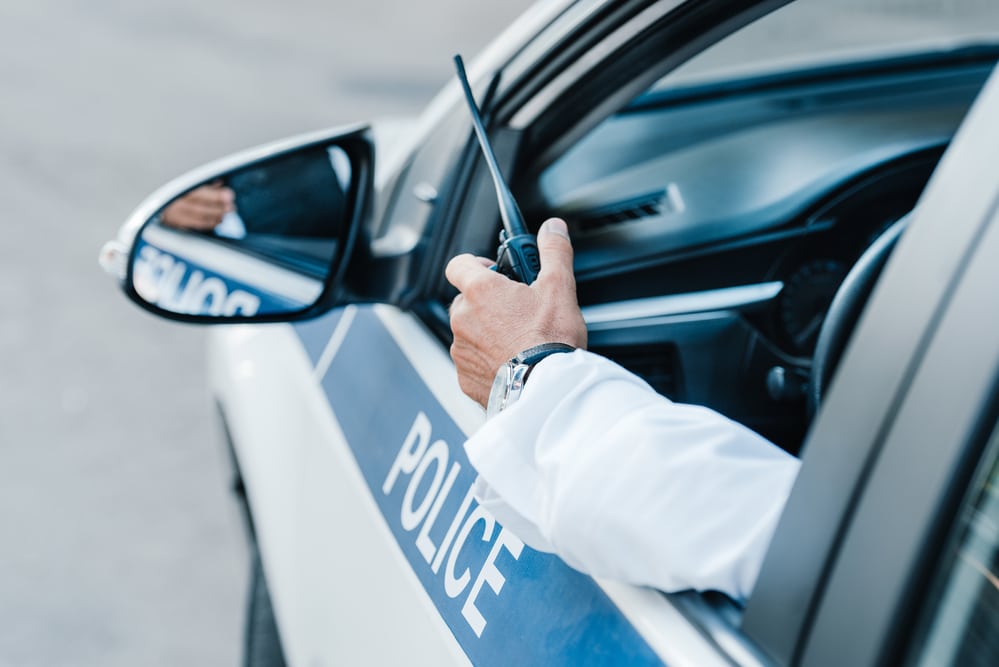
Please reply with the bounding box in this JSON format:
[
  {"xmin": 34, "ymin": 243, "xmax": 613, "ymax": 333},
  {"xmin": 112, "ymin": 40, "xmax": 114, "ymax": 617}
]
[{"xmin": 524, "ymin": 54, "xmax": 998, "ymax": 453}]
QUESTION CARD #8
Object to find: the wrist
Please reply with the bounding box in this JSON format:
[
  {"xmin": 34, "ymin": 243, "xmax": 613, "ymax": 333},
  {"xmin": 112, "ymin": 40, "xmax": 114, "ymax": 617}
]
[{"xmin": 485, "ymin": 343, "xmax": 576, "ymax": 419}]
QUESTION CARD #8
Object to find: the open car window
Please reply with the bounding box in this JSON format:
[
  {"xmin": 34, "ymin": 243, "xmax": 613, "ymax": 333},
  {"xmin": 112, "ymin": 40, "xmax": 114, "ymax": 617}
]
[
  {"xmin": 494, "ymin": 0, "xmax": 999, "ymax": 462},
  {"xmin": 449, "ymin": 1, "xmax": 999, "ymax": 660}
]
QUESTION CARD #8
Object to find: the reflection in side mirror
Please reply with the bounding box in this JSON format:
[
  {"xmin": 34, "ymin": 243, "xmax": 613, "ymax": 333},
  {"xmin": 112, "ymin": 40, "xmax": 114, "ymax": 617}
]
[
  {"xmin": 102, "ymin": 127, "xmax": 372, "ymax": 323},
  {"xmin": 132, "ymin": 226, "xmax": 326, "ymax": 317}
]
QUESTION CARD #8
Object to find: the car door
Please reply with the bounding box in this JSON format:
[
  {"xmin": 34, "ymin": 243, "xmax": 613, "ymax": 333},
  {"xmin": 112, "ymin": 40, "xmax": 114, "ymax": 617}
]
[
  {"xmin": 212, "ymin": 1, "xmax": 794, "ymax": 665},
  {"xmin": 791, "ymin": 73, "xmax": 999, "ymax": 665},
  {"xmin": 743, "ymin": 60, "xmax": 999, "ymax": 665},
  {"xmin": 206, "ymin": 1, "xmax": 999, "ymax": 665}
]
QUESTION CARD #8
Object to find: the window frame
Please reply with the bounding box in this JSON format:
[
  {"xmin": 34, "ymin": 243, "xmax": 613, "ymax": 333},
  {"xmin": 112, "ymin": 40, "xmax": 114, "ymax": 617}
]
[
  {"xmin": 417, "ymin": 0, "xmax": 999, "ymax": 663},
  {"xmin": 423, "ymin": 0, "xmax": 796, "ymax": 305},
  {"xmin": 746, "ymin": 68, "xmax": 999, "ymax": 665}
]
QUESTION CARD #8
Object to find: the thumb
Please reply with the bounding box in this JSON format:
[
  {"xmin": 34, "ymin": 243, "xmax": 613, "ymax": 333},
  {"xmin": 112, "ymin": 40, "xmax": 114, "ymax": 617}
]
[{"xmin": 536, "ymin": 218, "xmax": 575, "ymax": 285}]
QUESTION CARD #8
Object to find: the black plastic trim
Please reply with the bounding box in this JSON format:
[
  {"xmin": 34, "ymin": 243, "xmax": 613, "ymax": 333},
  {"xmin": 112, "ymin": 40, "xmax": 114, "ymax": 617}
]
[
  {"xmin": 797, "ymin": 191, "xmax": 999, "ymax": 666},
  {"xmin": 743, "ymin": 71, "xmax": 999, "ymax": 663},
  {"xmin": 122, "ymin": 127, "xmax": 376, "ymax": 325}
]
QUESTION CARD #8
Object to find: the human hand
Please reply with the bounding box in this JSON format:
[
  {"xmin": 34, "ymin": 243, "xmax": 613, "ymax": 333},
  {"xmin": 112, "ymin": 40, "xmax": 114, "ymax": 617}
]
[
  {"xmin": 161, "ymin": 182, "xmax": 235, "ymax": 231},
  {"xmin": 445, "ymin": 218, "xmax": 588, "ymax": 406}
]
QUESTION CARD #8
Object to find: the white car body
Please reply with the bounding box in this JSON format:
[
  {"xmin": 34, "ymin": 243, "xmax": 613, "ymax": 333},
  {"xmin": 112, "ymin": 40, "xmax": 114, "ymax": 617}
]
[
  {"xmin": 105, "ymin": 1, "xmax": 999, "ymax": 665},
  {"xmin": 208, "ymin": 307, "xmax": 731, "ymax": 665},
  {"xmin": 206, "ymin": 112, "xmax": 731, "ymax": 663}
]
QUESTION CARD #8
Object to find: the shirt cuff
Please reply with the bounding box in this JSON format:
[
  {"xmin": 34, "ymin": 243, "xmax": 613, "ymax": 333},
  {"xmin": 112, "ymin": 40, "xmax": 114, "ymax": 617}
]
[{"xmin": 462, "ymin": 349, "xmax": 623, "ymax": 549}]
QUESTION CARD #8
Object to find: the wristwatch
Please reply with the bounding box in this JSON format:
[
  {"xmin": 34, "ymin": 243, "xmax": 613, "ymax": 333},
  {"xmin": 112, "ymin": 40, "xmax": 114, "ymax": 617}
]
[{"xmin": 485, "ymin": 343, "xmax": 575, "ymax": 419}]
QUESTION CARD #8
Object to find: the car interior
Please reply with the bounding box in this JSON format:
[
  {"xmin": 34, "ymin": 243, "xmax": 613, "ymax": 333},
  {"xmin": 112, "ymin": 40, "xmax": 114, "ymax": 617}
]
[{"xmin": 510, "ymin": 35, "xmax": 999, "ymax": 455}]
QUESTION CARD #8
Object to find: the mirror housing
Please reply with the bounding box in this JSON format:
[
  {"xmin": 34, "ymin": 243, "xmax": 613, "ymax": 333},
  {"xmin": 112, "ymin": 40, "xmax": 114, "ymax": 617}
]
[{"xmin": 100, "ymin": 124, "xmax": 374, "ymax": 323}]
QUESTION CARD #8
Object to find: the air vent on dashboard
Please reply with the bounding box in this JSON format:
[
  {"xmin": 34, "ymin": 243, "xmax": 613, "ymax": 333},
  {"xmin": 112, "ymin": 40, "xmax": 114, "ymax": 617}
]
[
  {"xmin": 569, "ymin": 189, "xmax": 669, "ymax": 233},
  {"xmin": 590, "ymin": 343, "xmax": 682, "ymax": 400}
]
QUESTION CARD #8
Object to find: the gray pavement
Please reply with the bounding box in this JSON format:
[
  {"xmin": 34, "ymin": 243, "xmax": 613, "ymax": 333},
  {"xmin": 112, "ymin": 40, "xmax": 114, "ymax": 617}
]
[{"xmin": 0, "ymin": 1, "xmax": 529, "ymax": 665}]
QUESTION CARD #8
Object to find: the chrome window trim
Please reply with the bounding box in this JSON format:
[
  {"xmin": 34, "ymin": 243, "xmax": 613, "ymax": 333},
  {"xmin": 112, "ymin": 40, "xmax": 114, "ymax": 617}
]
[
  {"xmin": 582, "ymin": 281, "xmax": 783, "ymax": 330},
  {"xmin": 668, "ymin": 591, "xmax": 775, "ymax": 667}
]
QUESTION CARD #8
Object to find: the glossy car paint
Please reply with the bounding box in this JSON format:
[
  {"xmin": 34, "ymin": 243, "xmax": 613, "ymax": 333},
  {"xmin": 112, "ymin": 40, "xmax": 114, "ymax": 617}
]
[{"xmin": 115, "ymin": 0, "xmax": 999, "ymax": 664}]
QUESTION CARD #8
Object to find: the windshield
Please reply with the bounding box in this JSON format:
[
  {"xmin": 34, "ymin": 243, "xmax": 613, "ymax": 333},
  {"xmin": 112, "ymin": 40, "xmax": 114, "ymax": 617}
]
[{"xmin": 662, "ymin": 0, "xmax": 999, "ymax": 89}]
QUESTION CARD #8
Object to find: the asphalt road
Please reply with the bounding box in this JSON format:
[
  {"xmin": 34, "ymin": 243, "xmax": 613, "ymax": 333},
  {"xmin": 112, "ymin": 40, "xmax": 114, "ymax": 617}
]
[{"xmin": 0, "ymin": 1, "xmax": 530, "ymax": 665}]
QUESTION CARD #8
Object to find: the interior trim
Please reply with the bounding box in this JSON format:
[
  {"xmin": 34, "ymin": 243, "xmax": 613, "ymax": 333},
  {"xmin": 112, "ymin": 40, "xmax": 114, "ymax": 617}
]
[{"xmin": 582, "ymin": 281, "xmax": 783, "ymax": 329}]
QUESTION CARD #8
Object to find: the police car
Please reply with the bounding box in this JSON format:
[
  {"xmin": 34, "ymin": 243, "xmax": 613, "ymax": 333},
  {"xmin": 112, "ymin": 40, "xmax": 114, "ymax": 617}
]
[{"xmin": 101, "ymin": 0, "xmax": 999, "ymax": 664}]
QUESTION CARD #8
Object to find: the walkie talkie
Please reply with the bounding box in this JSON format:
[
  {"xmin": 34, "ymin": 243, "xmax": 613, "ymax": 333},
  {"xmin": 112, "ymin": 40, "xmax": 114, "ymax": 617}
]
[{"xmin": 454, "ymin": 55, "xmax": 540, "ymax": 285}]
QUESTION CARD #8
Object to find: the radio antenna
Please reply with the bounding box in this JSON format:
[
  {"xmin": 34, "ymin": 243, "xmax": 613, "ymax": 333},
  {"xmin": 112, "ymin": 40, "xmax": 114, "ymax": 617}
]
[{"xmin": 453, "ymin": 54, "xmax": 539, "ymax": 283}]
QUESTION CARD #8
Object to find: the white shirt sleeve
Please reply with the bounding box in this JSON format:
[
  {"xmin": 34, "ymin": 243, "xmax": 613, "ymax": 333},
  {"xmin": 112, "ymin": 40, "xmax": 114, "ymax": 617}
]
[{"xmin": 464, "ymin": 349, "xmax": 800, "ymax": 602}]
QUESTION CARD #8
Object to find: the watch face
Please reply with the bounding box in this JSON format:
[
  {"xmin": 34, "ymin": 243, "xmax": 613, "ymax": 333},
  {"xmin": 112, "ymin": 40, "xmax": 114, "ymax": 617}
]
[{"xmin": 486, "ymin": 363, "xmax": 512, "ymax": 419}]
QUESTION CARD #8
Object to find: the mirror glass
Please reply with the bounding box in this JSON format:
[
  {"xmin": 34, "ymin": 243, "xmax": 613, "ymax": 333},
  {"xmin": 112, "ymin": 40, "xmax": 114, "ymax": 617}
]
[{"xmin": 131, "ymin": 144, "xmax": 353, "ymax": 317}]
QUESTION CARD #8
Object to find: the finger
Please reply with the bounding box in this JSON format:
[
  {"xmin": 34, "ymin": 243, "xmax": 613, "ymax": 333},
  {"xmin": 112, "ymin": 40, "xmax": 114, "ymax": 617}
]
[
  {"xmin": 186, "ymin": 185, "xmax": 235, "ymax": 212},
  {"xmin": 161, "ymin": 201, "xmax": 201, "ymax": 230},
  {"xmin": 167, "ymin": 200, "xmax": 222, "ymax": 230},
  {"xmin": 445, "ymin": 253, "xmax": 504, "ymax": 292},
  {"xmin": 199, "ymin": 207, "xmax": 223, "ymax": 228},
  {"xmin": 186, "ymin": 194, "xmax": 229, "ymax": 220},
  {"xmin": 219, "ymin": 186, "xmax": 235, "ymax": 211},
  {"xmin": 448, "ymin": 293, "xmax": 464, "ymax": 318},
  {"xmin": 535, "ymin": 218, "xmax": 575, "ymax": 285},
  {"xmin": 182, "ymin": 186, "xmax": 219, "ymax": 205},
  {"xmin": 183, "ymin": 201, "xmax": 224, "ymax": 228}
]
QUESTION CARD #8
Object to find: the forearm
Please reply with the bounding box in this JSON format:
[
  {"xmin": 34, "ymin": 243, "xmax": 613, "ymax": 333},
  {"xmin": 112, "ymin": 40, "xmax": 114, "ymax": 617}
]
[{"xmin": 465, "ymin": 350, "xmax": 799, "ymax": 601}]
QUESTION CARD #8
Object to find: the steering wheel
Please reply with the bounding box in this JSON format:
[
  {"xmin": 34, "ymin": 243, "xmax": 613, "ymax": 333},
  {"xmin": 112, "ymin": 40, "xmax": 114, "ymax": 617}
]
[{"xmin": 808, "ymin": 216, "xmax": 909, "ymax": 417}]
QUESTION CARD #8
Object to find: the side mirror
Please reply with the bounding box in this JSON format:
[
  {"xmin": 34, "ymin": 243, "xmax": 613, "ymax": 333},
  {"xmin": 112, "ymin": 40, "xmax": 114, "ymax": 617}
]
[{"xmin": 100, "ymin": 125, "xmax": 373, "ymax": 323}]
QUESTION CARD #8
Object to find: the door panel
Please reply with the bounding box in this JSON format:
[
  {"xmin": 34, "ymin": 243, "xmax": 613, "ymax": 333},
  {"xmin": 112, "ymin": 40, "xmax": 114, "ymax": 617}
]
[
  {"xmin": 295, "ymin": 305, "xmax": 666, "ymax": 665},
  {"xmin": 213, "ymin": 305, "xmax": 729, "ymax": 665},
  {"xmin": 209, "ymin": 320, "xmax": 470, "ymax": 666}
]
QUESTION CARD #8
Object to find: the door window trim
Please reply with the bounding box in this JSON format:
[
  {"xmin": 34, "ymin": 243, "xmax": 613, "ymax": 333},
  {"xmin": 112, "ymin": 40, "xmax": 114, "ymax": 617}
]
[
  {"xmin": 424, "ymin": 3, "xmax": 999, "ymax": 665},
  {"xmin": 796, "ymin": 179, "xmax": 999, "ymax": 666},
  {"xmin": 744, "ymin": 65, "xmax": 999, "ymax": 664}
]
